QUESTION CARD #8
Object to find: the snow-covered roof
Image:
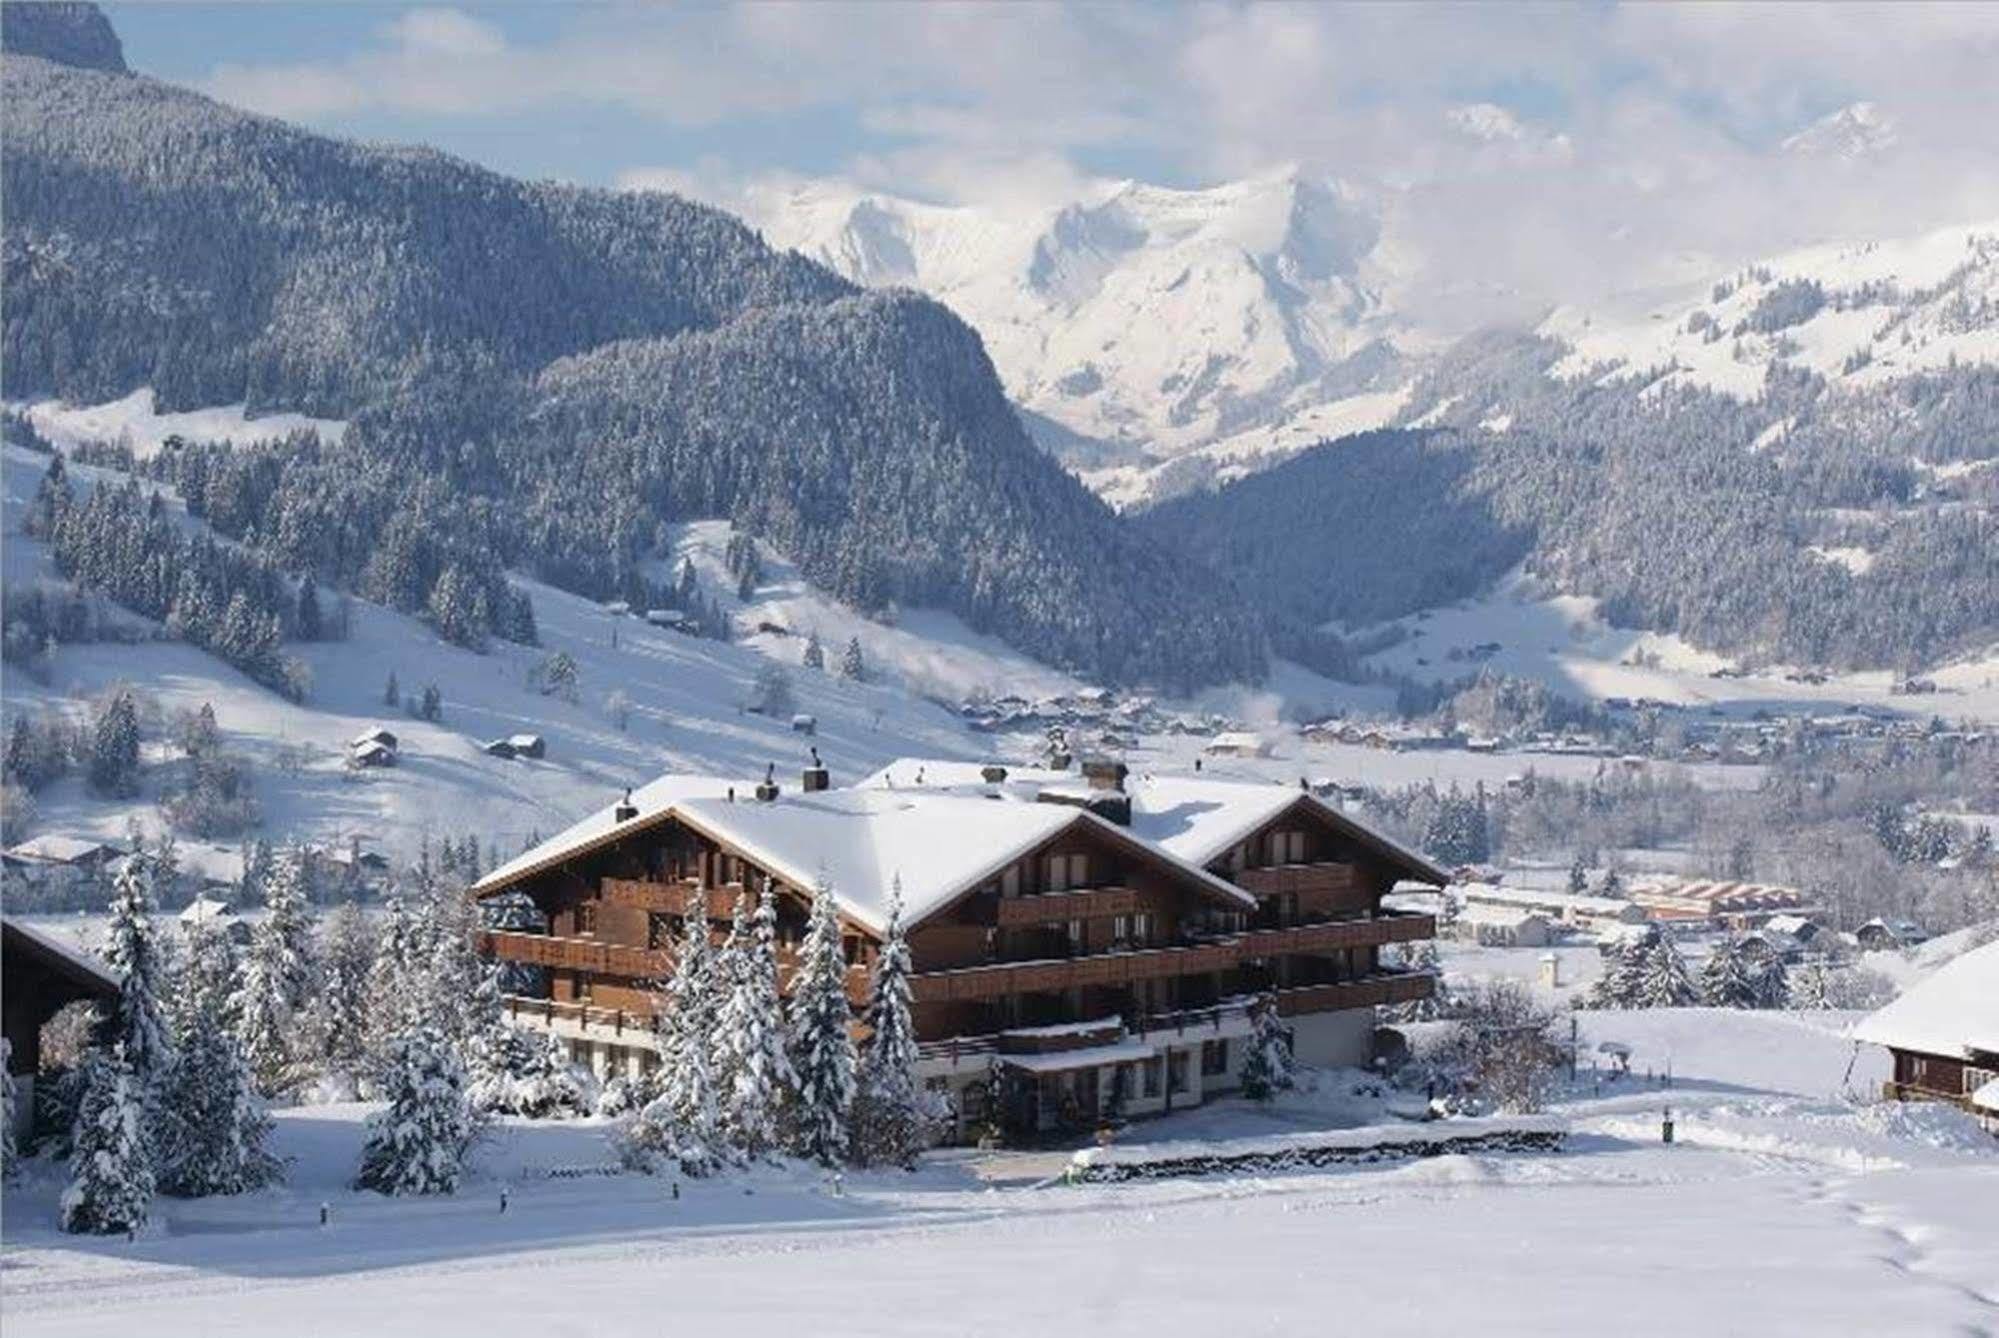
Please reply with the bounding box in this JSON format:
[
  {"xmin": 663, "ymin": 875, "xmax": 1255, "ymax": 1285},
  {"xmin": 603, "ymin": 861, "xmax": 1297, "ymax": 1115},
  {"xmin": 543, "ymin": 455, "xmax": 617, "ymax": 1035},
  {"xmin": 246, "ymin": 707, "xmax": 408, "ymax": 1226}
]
[
  {"xmin": 178, "ymin": 896, "xmax": 234, "ymax": 923},
  {"xmin": 5, "ymin": 834, "xmax": 120, "ymax": 864},
  {"xmin": 1459, "ymin": 883, "xmax": 1638, "ymax": 917},
  {"xmin": 1852, "ymin": 940, "xmax": 1999, "ymax": 1059},
  {"xmin": 1002, "ymin": 1039, "xmax": 1160, "ymax": 1074},
  {"xmin": 1458, "ymin": 905, "xmax": 1548, "ymax": 929},
  {"xmin": 1, "ymin": 915, "xmax": 119, "ymax": 996},
  {"xmin": 1205, "ymin": 731, "xmax": 1268, "ymax": 752},
  {"xmin": 473, "ymin": 773, "xmax": 750, "ymax": 891},
  {"xmin": 1974, "ymin": 1077, "xmax": 1999, "ymax": 1113},
  {"xmin": 350, "ymin": 727, "xmax": 397, "ymax": 749},
  {"xmin": 854, "ymin": 759, "xmax": 1447, "ymax": 884}
]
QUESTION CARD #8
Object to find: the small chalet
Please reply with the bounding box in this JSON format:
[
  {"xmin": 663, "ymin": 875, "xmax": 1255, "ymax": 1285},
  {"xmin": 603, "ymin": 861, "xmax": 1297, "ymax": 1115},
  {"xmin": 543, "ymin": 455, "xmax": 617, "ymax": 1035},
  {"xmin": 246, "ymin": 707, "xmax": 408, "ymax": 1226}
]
[
  {"xmin": 470, "ymin": 757, "xmax": 1448, "ymax": 1142},
  {"xmin": 351, "ymin": 740, "xmax": 396, "ymax": 769},
  {"xmin": 3, "ymin": 916, "xmax": 119, "ymax": 1134},
  {"xmin": 178, "ymin": 896, "xmax": 252, "ymax": 944},
  {"xmin": 350, "ymin": 726, "xmax": 399, "ymax": 755},
  {"xmin": 507, "ymin": 733, "xmax": 547, "ymax": 760},
  {"xmin": 3, "ymin": 834, "xmax": 123, "ymax": 874},
  {"xmin": 1854, "ymin": 940, "xmax": 1998, "ymax": 1131},
  {"xmin": 1204, "ymin": 731, "xmax": 1272, "ymax": 758},
  {"xmin": 1855, "ymin": 917, "xmax": 1930, "ymax": 951}
]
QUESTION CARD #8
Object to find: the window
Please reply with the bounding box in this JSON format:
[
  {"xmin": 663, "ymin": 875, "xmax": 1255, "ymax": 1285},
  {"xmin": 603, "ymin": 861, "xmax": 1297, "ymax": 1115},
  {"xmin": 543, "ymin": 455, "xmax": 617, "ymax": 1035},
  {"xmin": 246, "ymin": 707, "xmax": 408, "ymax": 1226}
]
[
  {"xmin": 577, "ymin": 902, "xmax": 598, "ymax": 936},
  {"xmin": 1168, "ymin": 1051, "xmax": 1189, "ymax": 1094},
  {"xmin": 1142, "ymin": 1058, "xmax": 1162, "ymax": 1098},
  {"xmin": 1133, "ymin": 912, "xmax": 1153, "ymax": 945},
  {"xmin": 1001, "ymin": 865, "xmax": 1020, "ymax": 897},
  {"xmin": 1112, "ymin": 914, "xmax": 1130, "ymax": 944},
  {"xmin": 576, "ymin": 972, "xmax": 594, "ymax": 1002},
  {"xmin": 1046, "ymin": 852, "xmax": 1088, "ymax": 891},
  {"xmin": 1202, "ymin": 1039, "xmax": 1229, "ymax": 1076},
  {"xmin": 1066, "ymin": 919, "xmax": 1085, "ymax": 952}
]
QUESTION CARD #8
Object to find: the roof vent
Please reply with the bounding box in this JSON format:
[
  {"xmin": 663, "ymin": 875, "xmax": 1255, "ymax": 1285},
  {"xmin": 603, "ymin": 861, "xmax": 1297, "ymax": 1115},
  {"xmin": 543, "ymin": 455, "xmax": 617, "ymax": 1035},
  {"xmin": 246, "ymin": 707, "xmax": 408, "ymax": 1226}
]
[
  {"xmin": 755, "ymin": 762, "xmax": 780, "ymax": 803},
  {"xmin": 1081, "ymin": 757, "xmax": 1127, "ymax": 792},
  {"xmin": 613, "ymin": 788, "xmax": 638, "ymax": 823},
  {"xmin": 802, "ymin": 747, "xmax": 830, "ymax": 793}
]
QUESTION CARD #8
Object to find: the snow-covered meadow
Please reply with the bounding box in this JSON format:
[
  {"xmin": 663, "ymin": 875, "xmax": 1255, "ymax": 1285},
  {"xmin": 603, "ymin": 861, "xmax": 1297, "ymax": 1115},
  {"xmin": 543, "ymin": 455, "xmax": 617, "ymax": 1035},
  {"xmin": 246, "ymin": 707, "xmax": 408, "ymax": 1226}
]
[{"xmin": 4, "ymin": 1000, "xmax": 1994, "ymax": 1338}]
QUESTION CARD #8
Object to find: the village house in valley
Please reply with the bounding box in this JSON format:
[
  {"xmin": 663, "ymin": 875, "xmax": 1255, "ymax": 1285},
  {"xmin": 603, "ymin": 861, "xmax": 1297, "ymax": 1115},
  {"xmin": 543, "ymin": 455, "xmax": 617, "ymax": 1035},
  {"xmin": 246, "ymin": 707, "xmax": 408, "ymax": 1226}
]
[{"xmin": 471, "ymin": 758, "xmax": 1446, "ymax": 1141}]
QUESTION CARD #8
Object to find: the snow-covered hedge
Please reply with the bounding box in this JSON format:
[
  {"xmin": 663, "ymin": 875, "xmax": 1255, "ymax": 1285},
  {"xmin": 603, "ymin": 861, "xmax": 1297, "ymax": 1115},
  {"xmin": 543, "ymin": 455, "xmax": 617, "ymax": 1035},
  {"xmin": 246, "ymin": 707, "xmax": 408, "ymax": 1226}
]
[{"xmin": 1067, "ymin": 1115, "xmax": 1567, "ymax": 1183}]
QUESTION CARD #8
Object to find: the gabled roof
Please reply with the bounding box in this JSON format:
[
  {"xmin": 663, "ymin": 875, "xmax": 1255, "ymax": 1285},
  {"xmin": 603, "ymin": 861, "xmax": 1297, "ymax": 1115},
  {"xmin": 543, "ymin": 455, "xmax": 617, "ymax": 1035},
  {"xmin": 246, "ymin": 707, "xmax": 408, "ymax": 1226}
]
[
  {"xmin": 475, "ymin": 767, "xmax": 1258, "ymax": 936},
  {"xmin": 1852, "ymin": 939, "xmax": 1999, "ymax": 1059},
  {"xmin": 5, "ymin": 834, "xmax": 121, "ymax": 865},
  {"xmin": 2, "ymin": 916, "xmax": 120, "ymax": 999}
]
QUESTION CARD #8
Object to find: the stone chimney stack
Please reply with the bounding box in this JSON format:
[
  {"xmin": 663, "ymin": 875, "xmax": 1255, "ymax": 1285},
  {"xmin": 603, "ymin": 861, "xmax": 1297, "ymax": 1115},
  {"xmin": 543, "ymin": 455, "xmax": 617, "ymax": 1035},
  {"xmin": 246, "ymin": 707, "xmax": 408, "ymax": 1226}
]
[
  {"xmin": 755, "ymin": 762, "xmax": 780, "ymax": 803},
  {"xmin": 802, "ymin": 747, "xmax": 830, "ymax": 793},
  {"xmin": 613, "ymin": 788, "xmax": 638, "ymax": 823}
]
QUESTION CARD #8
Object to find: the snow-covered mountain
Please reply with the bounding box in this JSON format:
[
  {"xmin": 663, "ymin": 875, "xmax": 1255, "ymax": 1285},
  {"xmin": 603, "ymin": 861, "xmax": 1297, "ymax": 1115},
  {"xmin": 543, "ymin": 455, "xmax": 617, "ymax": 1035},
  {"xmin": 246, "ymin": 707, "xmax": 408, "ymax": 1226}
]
[
  {"xmin": 1536, "ymin": 217, "xmax": 1999, "ymax": 401},
  {"xmin": 736, "ymin": 168, "xmax": 1425, "ymax": 492}
]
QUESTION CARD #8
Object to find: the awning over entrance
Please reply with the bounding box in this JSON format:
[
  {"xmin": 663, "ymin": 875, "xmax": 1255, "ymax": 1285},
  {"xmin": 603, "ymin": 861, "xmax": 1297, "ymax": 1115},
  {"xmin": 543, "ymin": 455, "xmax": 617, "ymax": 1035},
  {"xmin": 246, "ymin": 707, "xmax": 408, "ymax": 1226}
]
[{"xmin": 1000, "ymin": 1039, "xmax": 1158, "ymax": 1075}]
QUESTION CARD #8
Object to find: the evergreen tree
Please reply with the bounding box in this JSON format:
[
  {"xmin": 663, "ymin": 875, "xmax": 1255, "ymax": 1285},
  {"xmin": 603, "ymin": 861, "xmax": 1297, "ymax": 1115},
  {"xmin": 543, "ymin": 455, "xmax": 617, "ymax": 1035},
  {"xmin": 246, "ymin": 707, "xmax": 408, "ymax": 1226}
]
[
  {"xmin": 624, "ymin": 906, "xmax": 723, "ymax": 1174},
  {"xmin": 1699, "ymin": 938, "xmax": 1759, "ymax": 1008},
  {"xmin": 60, "ymin": 1046, "xmax": 154, "ymax": 1236},
  {"xmin": 802, "ymin": 631, "xmax": 825, "ymax": 671},
  {"xmin": 355, "ymin": 1027, "xmax": 476, "ymax": 1195},
  {"xmin": 168, "ymin": 919, "xmax": 240, "ymax": 1041},
  {"xmin": 787, "ymin": 875, "xmax": 856, "ymax": 1166},
  {"xmin": 715, "ymin": 881, "xmax": 794, "ymax": 1159},
  {"xmin": 384, "ymin": 671, "xmax": 400, "ymax": 708},
  {"xmin": 1630, "ymin": 933, "xmax": 1699, "ymax": 1008},
  {"xmin": 420, "ymin": 683, "xmax": 442, "ymax": 722},
  {"xmin": 1, "ymin": 1039, "xmax": 17, "ymax": 1184},
  {"xmin": 102, "ymin": 856, "xmax": 175, "ymax": 1091},
  {"xmin": 1238, "ymin": 996, "xmax": 1297, "ymax": 1102},
  {"xmin": 675, "ymin": 557, "xmax": 698, "ymax": 606},
  {"xmin": 1748, "ymin": 948, "xmax": 1790, "ymax": 1010},
  {"xmin": 295, "ymin": 575, "xmax": 322, "ymax": 641},
  {"xmin": 838, "ymin": 637, "xmax": 866, "ymax": 682},
  {"xmin": 232, "ymin": 842, "xmax": 316, "ymax": 1096},
  {"xmin": 1789, "ymin": 960, "xmax": 1832, "ymax": 1010},
  {"xmin": 310, "ymin": 903, "xmax": 377, "ymax": 1083},
  {"xmin": 88, "ymin": 687, "xmax": 141, "ymax": 797},
  {"xmin": 1582, "ymin": 938, "xmax": 1644, "ymax": 1010},
  {"xmin": 159, "ymin": 1015, "xmax": 281, "ymax": 1197},
  {"xmin": 1567, "ymin": 856, "xmax": 1589, "ymax": 896},
  {"xmin": 851, "ymin": 879, "xmax": 925, "ymax": 1168},
  {"xmin": 1596, "ymin": 868, "xmax": 1625, "ymax": 899}
]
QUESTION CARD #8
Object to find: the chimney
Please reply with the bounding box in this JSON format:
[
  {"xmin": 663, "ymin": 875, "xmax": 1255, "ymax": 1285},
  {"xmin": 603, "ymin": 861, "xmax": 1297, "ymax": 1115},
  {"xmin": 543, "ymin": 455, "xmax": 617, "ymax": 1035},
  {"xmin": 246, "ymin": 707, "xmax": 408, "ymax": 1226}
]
[
  {"xmin": 1081, "ymin": 757, "xmax": 1128, "ymax": 792},
  {"xmin": 613, "ymin": 788, "xmax": 638, "ymax": 823},
  {"xmin": 980, "ymin": 763, "xmax": 1008, "ymax": 784},
  {"xmin": 802, "ymin": 746, "xmax": 830, "ymax": 793},
  {"xmin": 755, "ymin": 762, "xmax": 780, "ymax": 803}
]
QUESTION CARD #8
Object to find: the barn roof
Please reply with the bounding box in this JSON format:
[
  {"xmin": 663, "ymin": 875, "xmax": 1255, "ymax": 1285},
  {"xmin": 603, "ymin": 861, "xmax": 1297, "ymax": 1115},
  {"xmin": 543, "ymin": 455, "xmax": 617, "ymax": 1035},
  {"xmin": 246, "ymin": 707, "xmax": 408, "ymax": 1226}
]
[{"xmin": 2, "ymin": 916, "xmax": 120, "ymax": 999}]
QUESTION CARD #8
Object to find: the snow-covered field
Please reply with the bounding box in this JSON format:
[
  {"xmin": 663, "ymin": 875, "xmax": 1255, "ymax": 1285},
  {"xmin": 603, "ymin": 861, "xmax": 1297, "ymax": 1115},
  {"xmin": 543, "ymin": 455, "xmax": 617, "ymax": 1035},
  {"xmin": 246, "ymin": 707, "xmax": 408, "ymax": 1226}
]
[
  {"xmin": 10, "ymin": 388, "xmax": 349, "ymax": 459},
  {"xmin": 5, "ymin": 1004, "xmax": 1993, "ymax": 1337}
]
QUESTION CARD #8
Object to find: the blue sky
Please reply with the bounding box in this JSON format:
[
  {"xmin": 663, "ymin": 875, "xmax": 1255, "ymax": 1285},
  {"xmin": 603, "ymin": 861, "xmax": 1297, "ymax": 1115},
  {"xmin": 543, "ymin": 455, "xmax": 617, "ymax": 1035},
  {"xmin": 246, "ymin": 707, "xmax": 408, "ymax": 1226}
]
[{"xmin": 96, "ymin": 2, "xmax": 1999, "ymax": 310}]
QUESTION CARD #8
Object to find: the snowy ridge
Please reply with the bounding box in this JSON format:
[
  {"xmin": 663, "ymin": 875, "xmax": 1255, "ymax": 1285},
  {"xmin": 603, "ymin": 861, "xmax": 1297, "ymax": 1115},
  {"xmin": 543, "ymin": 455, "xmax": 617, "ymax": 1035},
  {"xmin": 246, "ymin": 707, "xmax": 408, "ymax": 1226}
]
[
  {"xmin": 1540, "ymin": 218, "xmax": 1999, "ymax": 400},
  {"xmin": 12, "ymin": 387, "xmax": 348, "ymax": 459},
  {"xmin": 737, "ymin": 168, "xmax": 1419, "ymax": 481}
]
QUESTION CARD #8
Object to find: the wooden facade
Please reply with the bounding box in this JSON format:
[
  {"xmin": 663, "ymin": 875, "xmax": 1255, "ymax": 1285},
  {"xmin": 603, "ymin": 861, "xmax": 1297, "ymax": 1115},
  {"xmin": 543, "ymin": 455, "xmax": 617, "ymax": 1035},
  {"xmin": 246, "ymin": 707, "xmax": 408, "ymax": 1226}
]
[{"xmin": 472, "ymin": 777, "xmax": 1442, "ymax": 1137}]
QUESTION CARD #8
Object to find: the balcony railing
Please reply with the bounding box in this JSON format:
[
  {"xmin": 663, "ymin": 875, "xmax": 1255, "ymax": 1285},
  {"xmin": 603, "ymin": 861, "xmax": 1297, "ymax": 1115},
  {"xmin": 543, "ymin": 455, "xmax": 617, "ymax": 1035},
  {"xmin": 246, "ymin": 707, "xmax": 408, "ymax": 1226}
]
[
  {"xmin": 477, "ymin": 929, "xmax": 668, "ymax": 981},
  {"xmin": 501, "ymin": 992, "xmax": 656, "ymax": 1037},
  {"xmin": 1271, "ymin": 971, "xmax": 1435, "ymax": 1015},
  {"xmin": 1131, "ymin": 998, "xmax": 1255, "ymax": 1040},
  {"xmin": 1233, "ymin": 863, "xmax": 1362, "ymax": 898},
  {"xmin": 908, "ymin": 912, "xmax": 1434, "ymax": 1004}
]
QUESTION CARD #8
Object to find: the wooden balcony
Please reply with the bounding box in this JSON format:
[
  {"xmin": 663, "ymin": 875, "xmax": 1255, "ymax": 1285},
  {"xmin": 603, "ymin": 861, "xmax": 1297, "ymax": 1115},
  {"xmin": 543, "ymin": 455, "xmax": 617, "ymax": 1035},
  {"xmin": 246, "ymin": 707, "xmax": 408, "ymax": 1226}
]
[
  {"xmin": 994, "ymin": 886, "xmax": 1166, "ymax": 927},
  {"xmin": 501, "ymin": 992, "xmax": 657, "ymax": 1036},
  {"xmin": 1273, "ymin": 971, "xmax": 1434, "ymax": 1016},
  {"xmin": 1240, "ymin": 912, "xmax": 1434, "ymax": 957},
  {"xmin": 908, "ymin": 914, "xmax": 1434, "ymax": 1004},
  {"xmin": 1234, "ymin": 862, "xmax": 1363, "ymax": 898},
  {"xmin": 477, "ymin": 929, "xmax": 668, "ymax": 981}
]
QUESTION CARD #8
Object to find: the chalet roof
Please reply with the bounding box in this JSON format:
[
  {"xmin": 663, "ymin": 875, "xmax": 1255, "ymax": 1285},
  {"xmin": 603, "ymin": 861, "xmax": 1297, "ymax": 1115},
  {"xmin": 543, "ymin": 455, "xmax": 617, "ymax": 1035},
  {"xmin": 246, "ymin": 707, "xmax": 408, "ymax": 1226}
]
[
  {"xmin": 1458, "ymin": 904, "xmax": 1549, "ymax": 929},
  {"xmin": 1460, "ymin": 883, "xmax": 1642, "ymax": 918},
  {"xmin": 855, "ymin": 760, "xmax": 1449, "ymax": 886},
  {"xmin": 178, "ymin": 896, "xmax": 235, "ymax": 924},
  {"xmin": 1, "ymin": 915, "xmax": 119, "ymax": 998},
  {"xmin": 473, "ymin": 768, "xmax": 1258, "ymax": 936},
  {"xmin": 1852, "ymin": 940, "xmax": 1999, "ymax": 1059}
]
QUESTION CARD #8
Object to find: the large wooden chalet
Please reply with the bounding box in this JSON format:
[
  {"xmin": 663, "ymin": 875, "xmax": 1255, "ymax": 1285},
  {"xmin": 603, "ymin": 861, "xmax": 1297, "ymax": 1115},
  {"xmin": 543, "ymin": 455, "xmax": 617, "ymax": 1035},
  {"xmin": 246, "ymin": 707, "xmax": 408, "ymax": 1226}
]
[{"xmin": 471, "ymin": 757, "xmax": 1447, "ymax": 1140}]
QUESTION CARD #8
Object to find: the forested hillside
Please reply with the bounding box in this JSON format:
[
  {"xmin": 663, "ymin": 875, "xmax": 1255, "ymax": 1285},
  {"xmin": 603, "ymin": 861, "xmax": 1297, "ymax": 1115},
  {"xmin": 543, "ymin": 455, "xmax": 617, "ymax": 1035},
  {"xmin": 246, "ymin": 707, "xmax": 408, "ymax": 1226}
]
[
  {"xmin": 1143, "ymin": 330, "xmax": 1999, "ymax": 672},
  {"xmin": 0, "ymin": 17, "xmax": 1265, "ymax": 690}
]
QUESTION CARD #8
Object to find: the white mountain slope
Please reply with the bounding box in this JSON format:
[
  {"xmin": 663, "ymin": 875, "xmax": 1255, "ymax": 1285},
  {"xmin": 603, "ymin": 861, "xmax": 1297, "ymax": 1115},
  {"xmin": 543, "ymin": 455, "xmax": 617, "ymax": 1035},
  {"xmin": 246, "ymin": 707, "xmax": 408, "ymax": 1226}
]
[
  {"xmin": 0, "ymin": 445, "xmax": 998, "ymax": 876},
  {"xmin": 737, "ymin": 168, "xmax": 1423, "ymax": 493},
  {"xmin": 1538, "ymin": 218, "xmax": 1999, "ymax": 401}
]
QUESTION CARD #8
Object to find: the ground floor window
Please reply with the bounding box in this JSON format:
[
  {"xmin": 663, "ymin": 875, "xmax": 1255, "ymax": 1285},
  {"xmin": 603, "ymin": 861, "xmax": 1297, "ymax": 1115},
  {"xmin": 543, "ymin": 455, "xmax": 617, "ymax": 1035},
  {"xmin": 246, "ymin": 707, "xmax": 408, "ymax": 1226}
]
[
  {"xmin": 1142, "ymin": 1057, "xmax": 1162, "ymax": 1098},
  {"xmin": 1201, "ymin": 1039, "xmax": 1229, "ymax": 1076},
  {"xmin": 1168, "ymin": 1051, "xmax": 1189, "ymax": 1094}
]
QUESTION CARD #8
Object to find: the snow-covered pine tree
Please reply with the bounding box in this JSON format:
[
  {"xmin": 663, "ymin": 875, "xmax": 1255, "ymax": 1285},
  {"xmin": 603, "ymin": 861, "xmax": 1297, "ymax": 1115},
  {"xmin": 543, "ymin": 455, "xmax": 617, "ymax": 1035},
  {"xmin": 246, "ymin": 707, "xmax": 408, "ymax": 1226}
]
[
  {"xmin": 1748, "ymin": 948, "xmax": 1790, "ymax": 1010},
  {"xmin": 802, "ymin": 631, "xmax": 825, "ymax": 671},
  {"xmin": 309, "ymin": 902, "xmax": 377, "ymax": 1087},
  {"xmin": 1567, "ymin": 856, "xmax": 1589, "ymax": 896},
  {"xmin": 715, "ymin": 879, "xmax": 795, "ymax": 1159},
  {"xmin": 354, "ymin": 1027, "xmax": 476, "ymax": 1196},
  {"xmin": 1699, "ymin": 938, "xmax": 1759, "ymax": 1008},
  {"xmin": 383, "ymin": 671, "xmax": 400, "ymax": 708},
  {"xmin": 168, "ymin": 918, "xmax": 240, "ymax": 1041},
  {"xmin": 620, "ymin": 907, "xmax": 723, "ymax": 1174},
  {"xmin": 232, "ymin": 844, "xmax": 317, "ymax": 1099},
  {"xmin": 60, "ymin": 1046, "xmax": 154, "ymax": 1235},
  {"xmin": 1631, "ymin": 933, "xmax": 1699, "ymax": 1008},
  {"xmin": 852, "ymin": 878, "xmax": 925, "ymax": 1168},
  {"xmin": 708, "ymin": 889, "xmax": 752, "ymax": 1103},
  {"xmin": 1, "ymin": 1039, "xmax": 16, "ymax": 1183},
  {"xmin": 787, "ymin": 874, "xmax": 856, "ymax": 1166},
  {"xmin": 1582, "ymin": 939, "xmax": 1643, "ymax": 1010},
  {"xmin": 88, "ymin": 688, "xmax": 141, "ymax": 797},
  {"xmin": 1788, "ymin": 960, "xmax": 1831, "ymax": 1009},
  {"xmin": 838, "ymin": 637, "xmax": 865, "ymax": 682},
  {"xmin": 159, "ymin": 1012, "xmax": 281, "ymax": 1197},
  {"xmin": 102, "ymin": 854, "xmax": 175, "ymax": 1092},
  {"xmin": 1238, "ymin": 995, "xmax": 1297, "ymax": 1101}
]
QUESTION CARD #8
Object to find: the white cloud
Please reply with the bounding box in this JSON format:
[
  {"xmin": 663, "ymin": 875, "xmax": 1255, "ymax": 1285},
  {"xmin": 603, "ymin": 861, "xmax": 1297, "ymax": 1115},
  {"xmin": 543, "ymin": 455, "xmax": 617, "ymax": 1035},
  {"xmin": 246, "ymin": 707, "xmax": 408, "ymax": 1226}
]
[{"xmin": 200, "ymin": 2, "xmax": 1999, "ymax": 321}]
